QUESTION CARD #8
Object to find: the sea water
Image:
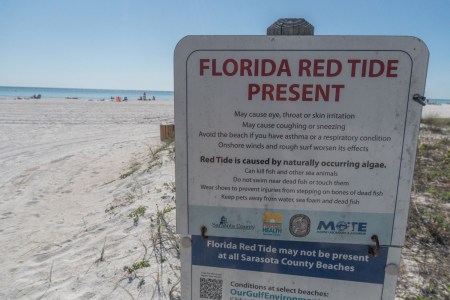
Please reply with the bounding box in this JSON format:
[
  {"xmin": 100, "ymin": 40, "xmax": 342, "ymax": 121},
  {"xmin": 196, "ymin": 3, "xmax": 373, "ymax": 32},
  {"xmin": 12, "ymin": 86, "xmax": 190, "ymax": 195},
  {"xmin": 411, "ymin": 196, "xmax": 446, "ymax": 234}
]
[
  {"xmin": 1, "ymin": 86, "xmax": 448, "ymax": 104},
  {"xmin": 0, "ymin": 86, "xmax": 174, "ymax": 101},
  {"xmin": 427, "ymin": 98, "xmax": 450, "ymax": 105}
]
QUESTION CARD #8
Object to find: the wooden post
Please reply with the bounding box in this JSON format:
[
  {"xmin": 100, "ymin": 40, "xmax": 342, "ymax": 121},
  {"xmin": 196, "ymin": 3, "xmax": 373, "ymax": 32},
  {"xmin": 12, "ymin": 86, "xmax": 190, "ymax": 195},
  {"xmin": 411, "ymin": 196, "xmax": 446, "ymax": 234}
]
[
  {"xmin": 267, "ymin": 18, "xmax": 314, "ymax": 36},
  {"xmin": 160, "ymin": 124, "xmax": 175, "ymax": 141}
]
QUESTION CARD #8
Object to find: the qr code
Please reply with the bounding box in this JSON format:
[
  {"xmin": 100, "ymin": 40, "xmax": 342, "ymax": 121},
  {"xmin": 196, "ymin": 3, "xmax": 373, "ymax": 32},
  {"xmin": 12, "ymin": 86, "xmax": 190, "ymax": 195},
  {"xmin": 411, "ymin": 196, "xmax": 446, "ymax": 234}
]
[{"xmin": 200, "ymin": 277, "xmax": 223, "ymax": 299}]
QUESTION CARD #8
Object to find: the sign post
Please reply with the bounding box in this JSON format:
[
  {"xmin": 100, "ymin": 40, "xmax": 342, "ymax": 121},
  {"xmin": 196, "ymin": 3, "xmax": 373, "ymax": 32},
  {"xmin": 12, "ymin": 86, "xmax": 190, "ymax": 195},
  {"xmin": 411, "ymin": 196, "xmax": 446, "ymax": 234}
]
[{"xmin": 175, "ymin": 33, "xmax": 428, "ymax": 299}]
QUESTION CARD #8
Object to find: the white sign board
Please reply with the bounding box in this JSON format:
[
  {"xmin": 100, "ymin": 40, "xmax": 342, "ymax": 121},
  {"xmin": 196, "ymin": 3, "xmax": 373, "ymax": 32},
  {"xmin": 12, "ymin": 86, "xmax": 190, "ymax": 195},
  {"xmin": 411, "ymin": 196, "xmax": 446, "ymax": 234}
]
[{"xmin": 175, "ymin": 36, "xmax": 428, "ymax": 300}]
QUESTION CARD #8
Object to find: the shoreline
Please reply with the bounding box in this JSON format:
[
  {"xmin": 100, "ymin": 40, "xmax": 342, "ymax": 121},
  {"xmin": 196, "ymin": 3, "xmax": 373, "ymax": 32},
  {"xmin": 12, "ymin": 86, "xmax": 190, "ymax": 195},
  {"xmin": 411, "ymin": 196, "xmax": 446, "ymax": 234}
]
[
  {"xmin": 0, "ymin": 86, "xmax": 174, "ymax": 101},
  {"xmin": 0, "ymin": 96, "xmax": 174, "ymax": 102},
  {"xmin": 1, "ymin": 97, "xmax": 448, "ymax": 118}
]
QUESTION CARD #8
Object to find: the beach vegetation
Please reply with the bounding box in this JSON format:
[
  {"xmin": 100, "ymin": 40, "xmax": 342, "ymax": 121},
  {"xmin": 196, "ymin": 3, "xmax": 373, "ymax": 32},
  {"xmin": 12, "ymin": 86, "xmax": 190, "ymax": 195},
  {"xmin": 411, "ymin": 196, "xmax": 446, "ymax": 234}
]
[
  {"xmin": 414, "ymin": 127, "xmax": 450, "ymax": 241},
  {"xmin": 105, "ymin": 192, "xmax": 135, "ymax": 214},
  {"xmin": 148, "ymin": 202, "xmax": 179, "ymax": 299},
  {"xmin": 421, "ymin": 117, "xmax": 450, "ymax": 135},
  {"xmin": 163, "ymin": 181, "xmax": 176, "ymax": 193},
  {"xmin": 130, "ymin": 259, "xmax": 150, "ymax": 272},
  {"xmin": 421, "ymin": 116, "xmax": 450, "ymax": 127},
  {"xmin": 119, "ymin": 160, "xmax": 141, "ymax": 179},
  {"xmin": 128, "ymin": 206, "xmax": 147, "ymax": 225},
  {"xmin": 107, "ymin": 139, "xmax": 180, "ymax": 298},
  {"xmin": 399, "ymin": 117, "xmax": 450, "ymax": 299},
  {"xmin": 147, "ymin": 160, "xmax": 163, "ymax": 171},
  {"xmin": 146, "ymin": 138, "xmax": 175, "ymax": 171},
  {"xmin": 415, "ymin": 119, "xmax": 450, "ymax": 204},
  {"xmin": 98, "ymin": 237, "xmax": 107, "ymax": 262}
]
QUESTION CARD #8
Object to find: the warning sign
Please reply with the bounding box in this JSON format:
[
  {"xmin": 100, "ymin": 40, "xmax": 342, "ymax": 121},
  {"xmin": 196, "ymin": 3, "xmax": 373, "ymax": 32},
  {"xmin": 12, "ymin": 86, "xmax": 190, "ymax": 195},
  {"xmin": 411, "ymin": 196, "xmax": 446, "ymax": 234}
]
[
  {"xmin": 175, "ymin": 36, "xmax": 428, "ymax": 246},
  {"xmin": 175, "ymin": 35, "xmax": 428, "ymax": 299}
]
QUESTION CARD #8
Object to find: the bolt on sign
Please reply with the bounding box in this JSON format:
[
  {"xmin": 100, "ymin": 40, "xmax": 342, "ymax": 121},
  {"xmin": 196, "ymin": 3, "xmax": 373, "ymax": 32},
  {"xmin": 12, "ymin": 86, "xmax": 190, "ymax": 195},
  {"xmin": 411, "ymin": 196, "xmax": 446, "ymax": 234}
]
[{"xmin": 174, "ymin": 36, "xmax": 428, "ymax": 300}]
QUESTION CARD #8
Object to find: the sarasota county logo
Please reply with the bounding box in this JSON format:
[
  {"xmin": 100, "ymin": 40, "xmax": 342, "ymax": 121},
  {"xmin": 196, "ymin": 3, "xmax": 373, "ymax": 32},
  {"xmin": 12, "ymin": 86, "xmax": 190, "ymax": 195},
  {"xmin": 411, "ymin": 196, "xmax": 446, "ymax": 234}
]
[
  {"xmin": 263, "ymin": 212, "xmax": 283, "ymax": 236},
  {"xmin": 220, "ymin": 216, "xmax": 228, "ymax": 225},
  {"xmin": 289, "ymin": 214, "xmax": 311, "ymax": 237},
  {"xmin": 211, "ymin": 216, "xmax": 255, "ymax": 231}
]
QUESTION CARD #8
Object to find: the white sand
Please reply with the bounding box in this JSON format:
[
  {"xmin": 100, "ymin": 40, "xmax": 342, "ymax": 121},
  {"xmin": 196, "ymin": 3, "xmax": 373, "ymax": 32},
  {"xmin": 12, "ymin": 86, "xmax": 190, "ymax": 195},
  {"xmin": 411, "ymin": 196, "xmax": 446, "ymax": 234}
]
[
  {"xmin": 421, "ymin": 103, "xmax": 450, "ymax": 118},
  {"xmin": 0, "ymin": 99, "xmax": 177, "ymax": 299},
  {"xmin": 0, "ymin": 99, "xmax": 448, "ymax": 299}
]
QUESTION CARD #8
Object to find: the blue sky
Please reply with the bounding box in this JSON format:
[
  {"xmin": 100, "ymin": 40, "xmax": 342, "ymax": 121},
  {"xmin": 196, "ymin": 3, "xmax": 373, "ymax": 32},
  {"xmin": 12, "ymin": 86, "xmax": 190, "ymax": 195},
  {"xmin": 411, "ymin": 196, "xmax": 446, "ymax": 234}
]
[{"xmin": 0, "ymin": 0, "xmax": 449, "ymax": 98}]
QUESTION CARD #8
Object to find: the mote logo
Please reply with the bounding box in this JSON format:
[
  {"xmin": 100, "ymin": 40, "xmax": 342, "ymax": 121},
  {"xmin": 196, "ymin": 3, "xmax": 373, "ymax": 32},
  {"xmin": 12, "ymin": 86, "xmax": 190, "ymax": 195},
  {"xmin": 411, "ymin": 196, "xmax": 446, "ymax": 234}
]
[{"xmin": 317, "ymin": 221, "xmax": 367, "ymax": 235}]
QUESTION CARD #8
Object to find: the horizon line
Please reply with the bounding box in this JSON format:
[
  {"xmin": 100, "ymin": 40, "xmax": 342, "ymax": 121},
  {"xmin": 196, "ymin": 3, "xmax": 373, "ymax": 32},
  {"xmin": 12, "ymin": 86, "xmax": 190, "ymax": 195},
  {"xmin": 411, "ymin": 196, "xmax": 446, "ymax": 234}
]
[{"xmin": 0, "ymin": 85, "xmax": 174, "ymax": 93}]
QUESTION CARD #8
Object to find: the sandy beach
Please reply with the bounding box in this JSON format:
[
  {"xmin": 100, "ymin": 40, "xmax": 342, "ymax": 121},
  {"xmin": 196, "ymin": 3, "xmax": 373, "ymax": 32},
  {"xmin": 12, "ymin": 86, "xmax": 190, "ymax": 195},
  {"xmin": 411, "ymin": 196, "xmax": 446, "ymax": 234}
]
[
  {"xmin": 0, "ymin": 99, "xmax": 448, "ymax": 299},
  {"xmin": 0, "ymin": 99, "xmax": 177, "ymax": 299},
  {"xmin": 421, "ymin": 103, "xmax": 450, "ymax": 118}
]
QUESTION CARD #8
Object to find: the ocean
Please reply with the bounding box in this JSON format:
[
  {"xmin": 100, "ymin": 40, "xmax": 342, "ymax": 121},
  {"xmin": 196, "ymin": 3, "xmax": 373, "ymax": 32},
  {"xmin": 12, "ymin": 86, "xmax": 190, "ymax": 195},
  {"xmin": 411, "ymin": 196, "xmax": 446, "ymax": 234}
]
[
  {"xmin": 0, "ymin": 86, "xmax": 174, "ymax": 101},
  {"xmin": 0, "ymin": 86, "xmax": 448, "ymax": 104},
  {"xmin": 427, "ymin": 98, "xmax": 450, "ymax": 105}
]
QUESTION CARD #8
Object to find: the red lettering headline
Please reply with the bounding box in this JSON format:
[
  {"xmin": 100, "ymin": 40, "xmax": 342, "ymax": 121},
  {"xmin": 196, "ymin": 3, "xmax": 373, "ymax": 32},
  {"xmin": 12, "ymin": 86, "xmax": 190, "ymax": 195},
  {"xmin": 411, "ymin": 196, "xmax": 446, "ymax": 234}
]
[{"xmin": 199, "ymin": 58, "xmax": 399, "ymax": 102}]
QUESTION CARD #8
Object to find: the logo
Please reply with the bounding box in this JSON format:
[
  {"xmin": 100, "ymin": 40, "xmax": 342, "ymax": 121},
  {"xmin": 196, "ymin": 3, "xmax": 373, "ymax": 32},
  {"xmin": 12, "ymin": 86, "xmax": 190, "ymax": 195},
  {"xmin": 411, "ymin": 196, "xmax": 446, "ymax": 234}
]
[
  {"xmin": 317, "ymin": 221, "xmax": 367, "ymax": 235},
  {"xmin": 212, "ymin": 216, "xmax": 255, "ymax": 231},
  {"xmin": 335, "ymin": 221, "xmax": 348, "ymax": 231},
  {"xmin": 263, "ymin": 212, "xmax": 283, "ymax": 236},
  {"xmin": 220, "ymin": 216, "xmax": 228, "ymax": 225},
  {"xmin": 289, "ymin": 214, "xmax": 310, "ymax": 237}
]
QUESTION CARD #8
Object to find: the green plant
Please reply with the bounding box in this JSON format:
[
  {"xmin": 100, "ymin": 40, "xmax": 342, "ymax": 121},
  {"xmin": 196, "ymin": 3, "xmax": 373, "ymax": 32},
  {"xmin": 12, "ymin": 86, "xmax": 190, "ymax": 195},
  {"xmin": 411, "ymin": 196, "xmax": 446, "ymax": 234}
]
[
  {"xmin": 163, "ymin": 181, "xmax": 176, "ymax": 193},
  {"xmin": 123, "ymin": 259, "xmax": 150, "ymax": 275},
  {"xmin": 147, "ymin": 160, "xmax": 163, "ymax": 171},
  {"xmin": 421, "ymin": 117, "xmax": 450, "ymax": 128},
  {"xmin": 441, "ymin": 191, "xmax": 450, "ymax": 202},
  {"xmin": 425, "ymin": 186, "xmax": 439, "ymax": 196},
  {"xmin": 105, "ymin": 192, "xmax": 136, "ymax": 214},
  {"xmin": 438, "ymin": 137, "xmax": 450, "ymax": 146},
  {"xmin": 128, "ymin": 206, "xmax": 147, "ymax": 225},
  {"xmin": 119, "ymin": 160, "xmax": 141, "ymax": 179},
  {"xmin": 146, "ymin": 139, "xmax": 175, "ymax": 171},
  {"xmin": 108, "ymin": 139, "xmax": 179, "ymax": 297},
  {"xmin": 401, "ymin": 120, "xmax": 450, "ymax": 300}
]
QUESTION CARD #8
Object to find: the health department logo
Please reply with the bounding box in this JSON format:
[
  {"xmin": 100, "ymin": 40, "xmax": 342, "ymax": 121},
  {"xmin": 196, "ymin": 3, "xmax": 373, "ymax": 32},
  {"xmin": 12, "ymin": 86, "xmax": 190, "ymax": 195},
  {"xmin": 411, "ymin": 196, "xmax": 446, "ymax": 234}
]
[
  {"xmin": 263, "ymin": 212, "xmax": 283, "ymax": 236},
  {"xmin": 211, "ymin": 216, "xmax": 255, "ymax": 231},
  {"xmin": 289, "ymin": 214, "xmax": 311, "ymax": 237}
]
